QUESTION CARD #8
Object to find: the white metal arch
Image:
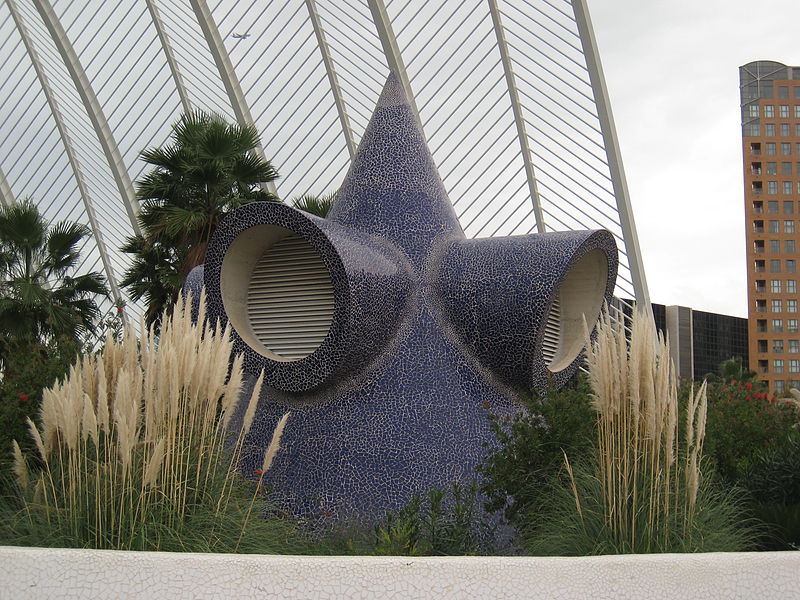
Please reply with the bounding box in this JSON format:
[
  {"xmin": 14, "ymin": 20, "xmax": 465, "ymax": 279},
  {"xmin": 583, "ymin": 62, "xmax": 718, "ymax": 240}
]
[
  {"xmin": 188, "ymin": 0, "xmax": 278, "ymax": 197},
  {"xmin": 0, "ymin": 0, "xmax": 651, "ymax": 314},
  {"xmin": 7, "ymin": 0, "xmax": 124, "ymax": 307},
  {"xmin": 31, "ymin": 0, "xmax": 140, "ymax": 235}
]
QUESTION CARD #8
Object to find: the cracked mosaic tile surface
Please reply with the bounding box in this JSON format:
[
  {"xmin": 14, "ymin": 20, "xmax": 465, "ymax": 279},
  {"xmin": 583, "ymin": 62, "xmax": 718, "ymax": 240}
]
[{"xmin": 192, "ymin": 72, "xmax": 618, "ymax": 523}]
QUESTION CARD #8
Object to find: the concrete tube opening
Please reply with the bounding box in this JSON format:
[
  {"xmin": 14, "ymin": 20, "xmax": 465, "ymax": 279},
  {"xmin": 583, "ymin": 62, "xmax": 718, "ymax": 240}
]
[{"xmin": 543, "ymin": 249, "xmax": 608, "ymax": 373}]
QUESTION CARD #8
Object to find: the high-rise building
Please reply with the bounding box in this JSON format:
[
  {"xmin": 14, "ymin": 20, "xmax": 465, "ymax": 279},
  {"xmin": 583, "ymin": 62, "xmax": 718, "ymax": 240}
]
[{"xmin": 741, "ymin": 61, "xmax": 800, "ymax": 394}]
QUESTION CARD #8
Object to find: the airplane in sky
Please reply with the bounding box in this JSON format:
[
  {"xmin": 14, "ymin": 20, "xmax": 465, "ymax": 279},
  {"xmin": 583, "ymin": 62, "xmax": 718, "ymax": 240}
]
[{"xmin": 231, "ymin": 33, "xmax": 250, "ymax": 40}]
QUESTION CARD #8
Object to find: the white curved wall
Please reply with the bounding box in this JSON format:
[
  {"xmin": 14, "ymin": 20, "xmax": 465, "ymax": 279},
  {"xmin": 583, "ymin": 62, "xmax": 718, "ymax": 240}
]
[{"xmin": 1, "ymin": 546, "xmax": 797, "ymax": 599}]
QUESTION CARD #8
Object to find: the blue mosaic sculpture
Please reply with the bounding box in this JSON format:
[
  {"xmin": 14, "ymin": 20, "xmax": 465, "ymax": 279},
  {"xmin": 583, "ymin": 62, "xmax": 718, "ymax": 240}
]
[{"xmin": 194, "ymin": 73, "xmax": 618, "ymax": 522}]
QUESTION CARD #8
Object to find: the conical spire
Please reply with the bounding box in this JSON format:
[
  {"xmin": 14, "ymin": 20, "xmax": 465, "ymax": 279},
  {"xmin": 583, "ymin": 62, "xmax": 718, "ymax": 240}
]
[{"xmin": 327, "ymin": 72, "xmax": 464, "ymax": 268}]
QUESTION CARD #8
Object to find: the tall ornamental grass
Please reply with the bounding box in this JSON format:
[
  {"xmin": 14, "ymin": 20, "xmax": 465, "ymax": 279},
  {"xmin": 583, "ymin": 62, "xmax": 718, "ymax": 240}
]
[
  {"xmin": 523, "ymin": 307, "xmax": 755, "ymax": 555},
  {"xmin": 1, "ymin": 295, "xmax": 297, "ymax": 553}
]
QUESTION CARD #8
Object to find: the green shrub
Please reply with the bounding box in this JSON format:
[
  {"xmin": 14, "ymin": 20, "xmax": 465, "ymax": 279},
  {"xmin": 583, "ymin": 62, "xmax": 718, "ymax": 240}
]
[
  {"xmin": 701, "ymin": 380, "xmax": 799, "ymax": 483},
  {"xmin": 0, "ymin": 338, "xmax": 79, "ymax": 496},
  {"xmin": 0, "ymin": 296, "xmax": 308, "ymax": 554},
  {"xmin": 521, "ymin": 457, "xmax": 756, "ymax": 555},
  {"xmin": 519, "ymin": 309, "xmax": 756, "ymax": 555},
  {"xmin": 325, "ymin": 483, "xmax": 494, "ymax": 556},
  {"xmin": 743, "ymin": 435, "xmax": 800, "ymax": 550},
  {"xmin": 480, "ymin": 377, "xmax": 595, "ymax": 524}
]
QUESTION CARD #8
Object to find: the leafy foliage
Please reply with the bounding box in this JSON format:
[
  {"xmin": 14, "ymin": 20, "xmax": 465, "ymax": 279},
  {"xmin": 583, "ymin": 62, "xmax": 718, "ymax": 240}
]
[
  {"xmin": 0, "ymin": 337, "xmax": 79, "ymax": 497},
  {"xmin": 0, "ymin": 297, "xmax": 307, "ymax": 554},
  {"xmin": 480, "ymin": 377, "xmax": 596, "ymax": 524},
  {"xmin": 326, "ymin": 483, "xmax": 494, "ymax": 556},
  {"xmin": 0, "ymin": 199, "xmax": 108, "ymax": 360},
  {"xmin": 122, "ymin": 111, "xmax": 279, "ymax": 326},
  {"xmin": 701, "ymin": 380, "xmax": 799, "ymax": 483},
  {"xmin": 292, "ymin": 192, "xmax": 336, "ymax": 217},
  {"xmin": 521, "ymin": 457, "xmax": 756, "ymax": 555}
]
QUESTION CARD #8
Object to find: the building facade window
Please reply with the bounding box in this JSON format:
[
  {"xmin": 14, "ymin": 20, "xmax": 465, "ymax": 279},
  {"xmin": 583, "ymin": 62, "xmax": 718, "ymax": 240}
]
[
  {"xmin": 774, "ymin": 340, "xmax": 785, "ymax": 353},
  {"xmin": 772, "ymin": 279, "xmax": 782, "ymax": 293},
  {"xmin": 790, "ymin": 339, "xmax": 800, "ymax": 352},
  {"xmin": 771, "ymin": 259, "xmax": 782, "ymax": 272},
  {"xmin": 770, "ymin": 240, "xmax": 780, "ymax": 253},
  {"xmin": 780, "ymin": 105, "xmax": 790, "ymax": 117},
  {"xmin": 789, "ymin": 319, "xmax": 799, "ymax": 333},
  {"xmin": 770, "ymin": 220, "xmax": 780, "ymax": 233},
  {"xmin": 781, "ymin": 123, "xmax": 790, "ymax": 136},
  {"xmin": 785, "ymin": 220, "xmax": 795, "ymax": 233},
  {"xmin": 795, "ymin": 123, "xmax": 800, "ymax": 137},
  {"xmin": 782, "ymin": 162, "xmax": 792, "ymax": 175},
  {"xmin": 785, "ymin": 181, "xmax": 794, "ymax": 194},
  {"xmin": 768, "ymin": 200, "xmax": 779, "ymax": 213},
  {"xmin": 791, "ymin": 360, "xmax": 800, "ymax": 373},
  {"xmin": 773, "ymin": 299, "xmax": 784, "ymax": 313},
  {"xmin": 786, "ymin": 240, "xmax": 796, "ymax": 253},
  {"xmin": 775, "ymin": 359, "xmax": 785, "ymax": 373},
  {"xmin": 765, "ymin": 105, "xmax": 775, "ymax": 117},
  {"xmin": 768, "ymin": 181, "xmax": 778, "ymax": 194},
  {"xmin": 776, "ymin": 380, "xmax": 786, "ymax": 393},
  {"xmin": 786, "ymin": 259, "xmax": 796, "ymax": 272},
  {"xmin": 782, "ymin": 142, "xmax": 792, "ymax": 155},
  {"xmin": 767, "ymin": 142, "xmax": 776, "ymax": 155},
  {"xmin": 766, "ymin": 123, "xmax": 776, "ymax": 136},
  {"xmin": 780, "ymin": 86, "xmax": 790, "ymax": 98},
  {"xmin": 757, "ymin": 299, "xmax": 767, "ymax": 312},
  {"xmin": 789, "ymin": 300, "xmax": 798, "ymax": 313},
  {"xmin": 749, "ymin": 104, "xmax": 760, "ymax": 117},
  {"xmin": 789, "ymin": 279, "xmax": 798, "ymax": 293},
  {"xmin": 773, "ymin": 318, "xmax": 784, "ymax": 332},
  {"xmin": 796, "ymin": 105, "xmax": 800, "ymax": 117},
  {"xmin": 767, "ymin": 162, "xmax": 778, "ymax": 174},
  {"xmin": 785, "ymin": 201, "xmax": 795, "ymax": 213}
]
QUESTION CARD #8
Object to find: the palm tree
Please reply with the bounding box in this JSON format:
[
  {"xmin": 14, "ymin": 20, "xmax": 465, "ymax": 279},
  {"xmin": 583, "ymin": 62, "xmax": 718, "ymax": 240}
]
[
  {"xmin": 118, "ymin": 234, "xmax": 182, "ymax": 328},
  {"xmin": 0, "ymin": 199, "xmax": 108, "ymax": 360},
  {"xmin": 123, "ymin": 110, "xmax": 279, "ymax": 325},
  {"xmin": 135, "ymin": 110, "xmax": 279, "ymax": 272},
  {"xmin": 292, "ymin": 191, "xmax": 337, "ymax": 217}
]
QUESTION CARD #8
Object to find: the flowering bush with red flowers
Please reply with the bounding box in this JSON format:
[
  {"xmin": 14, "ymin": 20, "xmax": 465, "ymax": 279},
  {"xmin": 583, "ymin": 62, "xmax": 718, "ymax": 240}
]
[
  {"xmin": 0, "ymin": 337, "xmax": 80, "ymax": 495},
  {"xmin": 697, "ymin": 380, "xmax": 800, "ymax": 484}
]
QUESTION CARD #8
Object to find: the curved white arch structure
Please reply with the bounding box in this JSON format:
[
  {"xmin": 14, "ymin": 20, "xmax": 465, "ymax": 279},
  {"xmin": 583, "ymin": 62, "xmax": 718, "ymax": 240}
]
[{"xmin": 0, "ymin": 0, "xmax": 650, "ymax": 325}]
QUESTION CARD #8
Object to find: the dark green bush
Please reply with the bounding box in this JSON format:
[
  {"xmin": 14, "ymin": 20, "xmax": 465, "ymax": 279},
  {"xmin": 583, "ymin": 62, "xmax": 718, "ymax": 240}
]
[
  {"xmin": 700, "ymin": 380, "xmax": 799, "ymax": 483},
  {"xmin": 0, "ymin": 338, "xmax": 78, "ymax": 495},
  {"xmin": 324, "ymin": 483, "xmax": 494, "ymax": 556},
  {"xmin": 744, "ymin": 435, "xmax": 800, "ymax": 550},
  {"xmin": 480, "ymin": 377, "xmax": 596, "ymax": 524},
  {"xmin": 519, "ymin": 456, "xmax": 757, "ymax": 556}
]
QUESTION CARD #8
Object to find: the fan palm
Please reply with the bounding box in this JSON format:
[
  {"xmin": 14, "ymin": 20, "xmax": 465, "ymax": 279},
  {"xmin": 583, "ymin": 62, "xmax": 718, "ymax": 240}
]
[
  {"xmin": 135, "ymin": 110, "xmax": 279, "ymax": 272},
  {"xmin": 0, "ymin": 199, "xmax": 108, "ymax": 358},
  {"xmin": 292, "ymin": 191, "xmax": 337, "ymax": 217},
  {"xmin": 123, "ymin": 110, "xmax": 279, "ymax": 325}
]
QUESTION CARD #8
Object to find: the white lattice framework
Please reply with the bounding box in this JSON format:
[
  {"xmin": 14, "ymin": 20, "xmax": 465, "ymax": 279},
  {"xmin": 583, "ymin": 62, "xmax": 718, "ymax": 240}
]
[{"xmin": 0, "ymin": 0, "xmax": 649, "ymax": 327}]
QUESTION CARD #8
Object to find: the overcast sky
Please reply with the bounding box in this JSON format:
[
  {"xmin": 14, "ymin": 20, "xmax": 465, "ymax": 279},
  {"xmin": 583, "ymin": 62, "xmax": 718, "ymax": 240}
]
[{"xmin": 588, "ymin": 0, "xmax": 800, "ymax": 317}]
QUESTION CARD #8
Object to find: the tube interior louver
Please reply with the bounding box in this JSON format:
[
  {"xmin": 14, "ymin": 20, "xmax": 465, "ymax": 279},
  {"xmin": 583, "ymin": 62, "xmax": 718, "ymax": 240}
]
[
  {"xmin": 247, "ymin": 234, "xmax": 335, "ymax": 360},
  {"xmin": 542, "ymin": 294, "xmax": 561, "ymax": 367},
  {"xmin": 544, "ymin": 249, "xmax": 608, "ymax": 373}
]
